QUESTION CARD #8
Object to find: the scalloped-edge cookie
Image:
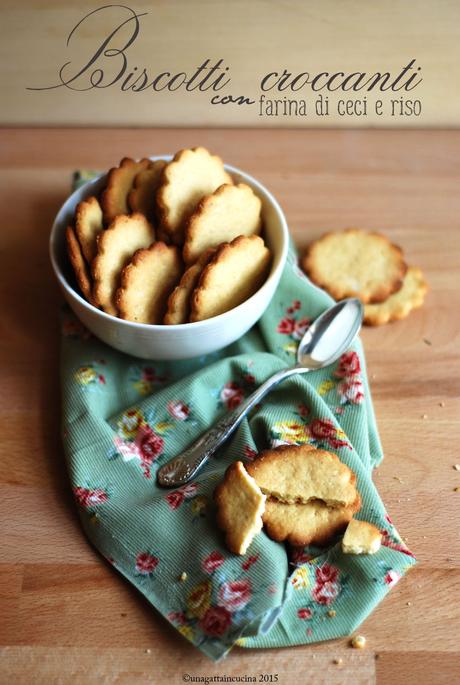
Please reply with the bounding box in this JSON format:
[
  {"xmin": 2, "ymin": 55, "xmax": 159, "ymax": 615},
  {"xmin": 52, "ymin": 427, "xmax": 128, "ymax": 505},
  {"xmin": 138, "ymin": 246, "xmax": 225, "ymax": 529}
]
[
  {"xmin": 116, "ymin": 242, "xmax": 182, "ymax": 324},
  {"xmin": 66, "ymin": 225, "xmax": 96, "ymax": 306},
  {"xmin": 157, "ymin": 147, "xmax": 232, "ymax": 245},
  {"xmin": 342, "ymin": 518, "xmax": 382, "ymax": 554},
  {"xmin": 190, "ymin": 235, "xmax": 271, "ymax": 322},
  {"xmin": 364, "ymin": 266, "xmax": 427, "ymax": 326},
  {"xmin": 183, "ymin": 183, "xmax": 262, "ymax": 265},
  {"xmin": 75, "ymin": 196, "xmax": 103, "ymax": 263},
  {"xmin": 128, "ymin": 160, "xmax": 166, "ymax": 222},
  {"xmin": 263, "ymin": 496, "xmax": 360, "ymax": 547},
  {"xmin": 214, "ymin": 461, "xmax": 266, "ymax": 555},
  {"xmin": 164, "ymin": 248, "xmax": 215, "ymax": 325},
  {"xmin": 245, "ymin": 443, "xmax": 358, "ymax": 508},
  {"xmin": 92, "ymin": 213, "xmax": 155, "ymax": 315},
  {"xmin": 101, "ymin": 157, "xmax": 151, "ymax": 224},
  {"xmin": 302, "ymin": 228, "xmax": 407, "ymax": 304}
]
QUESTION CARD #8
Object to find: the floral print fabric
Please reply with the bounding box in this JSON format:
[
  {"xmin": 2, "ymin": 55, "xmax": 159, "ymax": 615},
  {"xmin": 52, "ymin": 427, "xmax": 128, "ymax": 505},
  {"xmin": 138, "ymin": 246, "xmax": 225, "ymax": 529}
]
[{"xmin": 61, "ymin": 188, "xmax": 415, "ymax": 660}]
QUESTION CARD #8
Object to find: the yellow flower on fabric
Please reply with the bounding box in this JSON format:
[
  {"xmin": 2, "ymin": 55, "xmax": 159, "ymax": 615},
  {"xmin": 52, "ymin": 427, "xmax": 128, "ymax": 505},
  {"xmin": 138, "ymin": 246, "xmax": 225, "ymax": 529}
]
[
  {"xmin": 178, "ymin": 625, "xmax": 194, "ymax": 642},
  {"xmin": 291, "ymin": 567, "xmax": 309, "ymax": 590},
  {"xmin": 283, "ymin": 342, "xmax": 298, "ymax": 355},
  {"xmin": 155, "ymin": 421, "xmax": 174, "ymax": 434},
  {"xmin": 118, "ymin": 408, "xmax": 145, "ymax": 438},
  {"xmin": 133, "ymin": 379, "xmax": 153, "ymax": 396},
  {"xmin": 273, "ymin": 421, "xmax": 310, "ymax": 444},
  {"xmin": 186, "ymin": 580, "xmax": 212, "ymax": 619},
  {"xmin": 191, "ymin": 495, "xmax": 208, "ymax": 515},
  {"xmin": 74, "ymin": 366, "xmax": 97, "ymax": 385},
  {"xmin": 318, "ymin": 380, "xmax": 336, "ymax": 396}
]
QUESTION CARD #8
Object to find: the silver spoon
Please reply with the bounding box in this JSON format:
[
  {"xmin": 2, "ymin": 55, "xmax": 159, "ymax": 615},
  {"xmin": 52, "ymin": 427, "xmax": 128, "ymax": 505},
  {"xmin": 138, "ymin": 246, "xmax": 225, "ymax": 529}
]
[{"xmin": 157, "ymin": 297, "xmax": 363, "ymax": 488}]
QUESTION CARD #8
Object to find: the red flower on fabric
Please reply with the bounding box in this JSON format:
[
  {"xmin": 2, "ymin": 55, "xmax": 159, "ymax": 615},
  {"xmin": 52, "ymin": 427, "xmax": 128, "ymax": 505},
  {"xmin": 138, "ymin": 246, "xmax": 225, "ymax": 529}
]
[
  {"xmin": 290, "ymin": 549, "xmax": 313, "ymax": 565},
  {"xmin": 384, "ymin": 569, "xmax": 401, "ymax": 587},
  {"xmin": 135, "ymin": 424, "xmax": 164, "ymax": 477},
  {"xmin": 381, "ymin": 530, "xmax": 416, "ymax": 558},
  {"xmin": 277, "ymin": 317, "xmax": 296, "ymax": 335},
  {"xmin": 74, "ymin": 487, "xmax": 108, "ymax": 507},
  {"xmin": 199, "ymin": 606, "xmax": 232, "ymax": 637},
  {"xmin": 334, "ymin": 351, "xmax": 361, "ymax": 378},
  {"xmin": 292, "ymin": 317, "xmax": 311, "ymax": 341},
  {"xmin": 167, "ymin": 611, "xmax": 186, "ymax": 625},
  {"xmin": 297, "ymin": 607, "xmax": 313, "ymax": 620},
  {"xmin": 217, "ymin": 579, "xmax": 252, "ymax": 612},
  {"xmin": 315, "ymin": 563, "xmax": 339, "ymax": 585},
  {"xmin": 298, "ymin": 403, "xmax": 310, "ymax": 418},
  {"xmin": 202, "ymin": 551, "xmax": 225, "ymax": 574},
  {"xmin": 243, "ymin": 373, "xmax": 256, "ymax": 385},
  {"xmin": 242, "ymin": 554, "xmax": 259, "ymax": 571},
  {"xmin": 309, "ymin": 418, "xmax": 349, "ymax": 449},
  {"xmin": 166, "ymin": 490, "xmax": 185, "ymax": 510},
  {"xmin": 337, "ymin": 378, "xmax": 364, "ymax": 405},
  {"xmin": 135, "ymin": 552, "xmax": 159, "ymax": 575},
  {"xmin": 312, "ymin": 563, "xmax": 341, "ymax": 606},
  {"xmin": 167, "ymin": 401, "xmax": 190, "ymax": 420},
  {"xmin": 142, "ymin": 367, "xmax": 166, "ymax": 383},
  {"xmin": 220, "ymin": 382, "xmax": 244, "ymax": 410},
  {"xmin": 244, "ymin": 445, "xmax": 258, "ymax": 461}
]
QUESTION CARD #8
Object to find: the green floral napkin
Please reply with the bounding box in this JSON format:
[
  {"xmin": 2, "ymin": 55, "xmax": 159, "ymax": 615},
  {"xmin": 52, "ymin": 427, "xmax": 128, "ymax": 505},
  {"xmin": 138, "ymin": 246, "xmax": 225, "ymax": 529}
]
[{"xmin": 61, "ymin": 174, "xmax": 415, "ymax": 660}]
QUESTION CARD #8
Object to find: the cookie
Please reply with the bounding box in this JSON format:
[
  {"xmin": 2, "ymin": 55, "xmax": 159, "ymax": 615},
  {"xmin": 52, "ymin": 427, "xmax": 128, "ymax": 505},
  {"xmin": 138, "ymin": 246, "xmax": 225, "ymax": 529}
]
[
  {"xmin": 157, "ymin": 147, "xmax": 232, "ymax": 245},
  {"xmin": 128, "ymin": 160, "xmax": 166, "ymax": 222},
  {"xmin": 66, "ymin": 225, "xmax": 95, "ymax": 305},
  {"xmin": 101, "ymin": 157, "xmax": 151, "ymax": 224},
  {"xmin": 364, "ymin": 266, "xmax": 427, "ymax": 326},
  {"xmin": 245, "ymin": 443, "xmax": 358, "ymax": 508},
  {"xmin": 92, "ymin": 213, "xmax": 155, "ymax": 315},
  {"xmin": 214, "ymin": 461, "xmax": 266, "ymax": 555},
  {"xmin": 342, "ymin": 518, "xmax": 382, "ymax": 554},
  {"xmin": 164, "ymin": 248, "xmax": 215, "ymax": 325},
  {"xmin": 263, "ymin": 497, "xmax": 360, "ymax": 547},
  {"xmin": 190, "ymin": 235, "xmax": 271, "ymax": 322},
  {"xmin": 302, "ymin": 228, "xmax": 407, "ymax": 304},
  {"xmin": 117, "ymin": 242, "xmax": 182, "ymax": 324},
  {"xmin": 75, "ymin": 196, "xmax": 103, "ymax": 263},
  {"xmin": 183, "ymin": 183, "xmax": 262, "ymax": 265}
]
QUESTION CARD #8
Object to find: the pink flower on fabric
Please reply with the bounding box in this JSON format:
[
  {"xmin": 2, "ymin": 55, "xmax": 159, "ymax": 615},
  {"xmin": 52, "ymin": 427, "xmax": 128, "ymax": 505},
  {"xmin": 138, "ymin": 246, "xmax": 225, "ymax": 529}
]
[
  {"xmin": 244, "ymin": 445, "xmax": 258, "ymax": 461},
  {"xmin": 74, "ymin": 487, "xmax": 108, "ymax": 507},
  {"xmin": 290, "ymin": 549, "xmax": 313, "ymax": 565},
  {"xmin": 292, "ymin": 317, "xmax": 311, "ymax": 340},
  {"xmin": 309, "ymin": 418, "xmax": 349, "ymax": 449},
  {"xmin": 297, "ymin": 607, "xmax": 313, "ymax": 620},
  {"xmin": 277, "ymin": 317, "xmax": 296, "ymax": 335},
  {"xmin": 217, "ymin": 579, "xmax": 252, "ymax": 612},
  {"xmin": 242, "ymin": 554, "xmax": 259, "ymax": 571},
  {"xmin": 202, "ymin": 551, "xmax": 225, "ymax": 574},
  {"xmin": 199, "ymin": 606, "xmax": 232, "ymax": 637},
  {"xmin": 220, "ymin": 382, "xmax": 244, "ymax": 410},
  {"xmin": 167, "ymin": 611, "xmax": 187, "ymax": 625},
  {"xmin": 315, "ymin": 563, "xmax": 339, "ymax": 585},
  {"xmin": 135, "ymin": 552, "xmax": 159, "ymax": 575},
  {"xmin": 334, "ymin": 351, "xmax": 361, "ymax": 378},
  {"xmin": 384, "ymin": 569, "xmax": 401, "ymax": 588},
  {"xmin": 312, "ymin": 563, "xmax": 341, "ymax": 606},
  {"xmin": 113, "ymin": 437, "xmax": 142, "ymax": 462},
  {"xmin": 135, "ymin": 425, "xmax": 164, "ymax": 465},
  {"xmin": 337, "ymin": 378, "xmax": 365, "ymax": 405},
  {"xmin": 167, "ymin": 401, "xmax": 190, "ymax": 420},
  {"xmin": 165, "ymin": 483, "xmax": 198, "ymax": 510}
]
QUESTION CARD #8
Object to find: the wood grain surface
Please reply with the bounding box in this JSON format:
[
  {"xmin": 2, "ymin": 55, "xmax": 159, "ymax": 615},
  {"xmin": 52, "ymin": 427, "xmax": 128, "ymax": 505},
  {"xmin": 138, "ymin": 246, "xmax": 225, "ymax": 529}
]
[{"xmin": 0, "ymin": 128, "xmax": 459, "ymax": 685}]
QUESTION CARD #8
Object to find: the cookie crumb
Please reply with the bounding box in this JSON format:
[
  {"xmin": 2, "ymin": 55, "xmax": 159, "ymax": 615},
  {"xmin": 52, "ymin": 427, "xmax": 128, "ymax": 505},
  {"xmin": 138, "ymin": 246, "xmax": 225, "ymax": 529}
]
[
  {"xmin": 179, "ymin": 571, "xmax": 187, "ymax": 582},
  {"xmin": 423, "ymin": 338, "xmax": 432, "ymax": 346},
  {"xmin": 327, "ymin": 609, "xmax": 336, "ymax": 617},
  {"xmin": 393, "ymin": 476, "xmax": 404, "ymax": 483},
  {"xmin": 333, "ymin": 657, "xmax": 343, "ymax": 665},
  {"xmin": 406, "ymin": 601, "xmax": 412, "ymax": 606},
  {"xmin": 454, "ymin": 464, "xmax": 460, "ymax": 471},
  {"xmin": 421, "ymin": 414, "xmax": 428, "ymax": 419},
  {"xmin": 439, "ymin": 401, "xmax": 445, "ymax": 407},
  {"xmin": 351, "ymin": 635, "xmax": 366, "ymax": 649},
  {"xmin": 454, "ymin": 487, "xmax": 460, "ymax": 493},
  {"xmin": 144, "ymin": 648, "xmax": 151, "ymax": 654}
]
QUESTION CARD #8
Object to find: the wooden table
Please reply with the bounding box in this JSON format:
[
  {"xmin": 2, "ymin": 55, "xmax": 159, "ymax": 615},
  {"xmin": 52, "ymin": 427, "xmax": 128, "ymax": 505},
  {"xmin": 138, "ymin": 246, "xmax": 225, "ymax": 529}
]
[{"xmin": 1, "ymin": 128, "xmax": 459, "ymax": 685}]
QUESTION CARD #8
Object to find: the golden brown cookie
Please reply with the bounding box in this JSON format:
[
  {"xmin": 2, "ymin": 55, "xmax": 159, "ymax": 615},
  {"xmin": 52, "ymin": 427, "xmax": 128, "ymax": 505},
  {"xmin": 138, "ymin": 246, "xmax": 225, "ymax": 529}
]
[
  {"xmin": 101, "ymin": 157, "xmax": 151, "ymax": 224},
  {"xmin": 263, "ymin": 496, "xmax": 360, "ymax": 547},
  {"xmin": 66, "ymin": 225, "xmax": 96, "ymax": 305},
  {"xmin": 183, "ymin": 183, "xmax": 262, "ymax": 265},
  {"xmin": 157, "ymin": 147, "xmax": 232, "ymax": 245},
  {"xmin": 116, "ymin": 242, "xmax": 182, "ymax": 324},
  {"xmin": 190, "ymin": 235, "xmax": 271, "ymax": 322},
  {"xmin": 128, "ymin": 160, "xmax": 166, "ymax": 222},
  {"xmin": 164, "ymin": 248, "xmax": 215, "ymax": 325},
  {"xmin": 214, "ymin": 461, "xmax": 266, "ymax": 555},
  {"xmin": 364, "ymin": 266, "xmax": 427, "ymax": 326},
  {"xmin": 246, "ymin": 443, "xmax": 358, "ymax": 508},
  {"xmin": 342, "ymin": 518, "xmax": 382, "ymax": 554},
  {"xmin": 302, "ymin": 228, "xmax": 407, "ymax": 304},
  {"xmin": 75, "ymin": 196, "xmax": 103, "ymax": 263},
  {"xmin": 92, "ymin": 213, "xmax": 155, "ymax": 315}
]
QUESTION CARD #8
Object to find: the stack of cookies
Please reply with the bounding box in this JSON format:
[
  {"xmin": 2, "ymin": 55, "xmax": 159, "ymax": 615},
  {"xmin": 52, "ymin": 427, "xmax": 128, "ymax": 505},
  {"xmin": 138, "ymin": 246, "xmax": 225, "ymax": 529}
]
[
  {"xmin": 301, "ymin": 228, "xmax": 427, "ymax": 325},
  {"xmin": 215, "ymin": 444, "xmax": 381, "ymax": 555},
  {"xmin": 66, "ymin": 147, "xmax": 271, "ymax": 324}
]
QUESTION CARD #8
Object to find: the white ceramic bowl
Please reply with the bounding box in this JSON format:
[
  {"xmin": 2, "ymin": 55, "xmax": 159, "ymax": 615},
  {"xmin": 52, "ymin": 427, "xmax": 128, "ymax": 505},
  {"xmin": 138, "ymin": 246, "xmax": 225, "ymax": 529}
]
[{"xmin": 50, "ymin": 157, "xmax": 289, "ymax": 360}]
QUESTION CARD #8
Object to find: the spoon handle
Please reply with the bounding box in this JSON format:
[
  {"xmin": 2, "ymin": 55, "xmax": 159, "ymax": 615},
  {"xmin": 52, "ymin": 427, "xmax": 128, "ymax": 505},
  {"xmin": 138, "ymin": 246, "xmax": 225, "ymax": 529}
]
[{"xmin": 156, "ymin": 366, "xmax": 302, "ymax": 487}]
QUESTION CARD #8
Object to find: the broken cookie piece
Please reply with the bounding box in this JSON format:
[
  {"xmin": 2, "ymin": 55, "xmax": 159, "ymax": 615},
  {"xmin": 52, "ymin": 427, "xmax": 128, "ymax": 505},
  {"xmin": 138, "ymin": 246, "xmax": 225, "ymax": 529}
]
[
  {"xmin": 214, "ymin": 461, "xmax": 266, "ymax": 555},
  {"xmin": 342, "ymin": 518, "xmax": 382, "ymax": 554}
]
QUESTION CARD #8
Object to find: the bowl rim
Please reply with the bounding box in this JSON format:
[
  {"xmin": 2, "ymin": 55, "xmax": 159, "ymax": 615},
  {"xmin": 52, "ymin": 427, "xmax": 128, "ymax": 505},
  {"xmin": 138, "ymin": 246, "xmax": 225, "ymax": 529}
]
[{"xmin": 49, "ymin": 157, "xmax": 289, "ymax": 332}]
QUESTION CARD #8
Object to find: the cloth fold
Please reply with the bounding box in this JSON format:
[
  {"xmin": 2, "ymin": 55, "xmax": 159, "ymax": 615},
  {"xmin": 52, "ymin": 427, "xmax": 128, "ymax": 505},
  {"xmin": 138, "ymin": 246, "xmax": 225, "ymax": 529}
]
[{"xmin": 61, "ymin": 175, "xmax": 415, "ymax": 660}]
